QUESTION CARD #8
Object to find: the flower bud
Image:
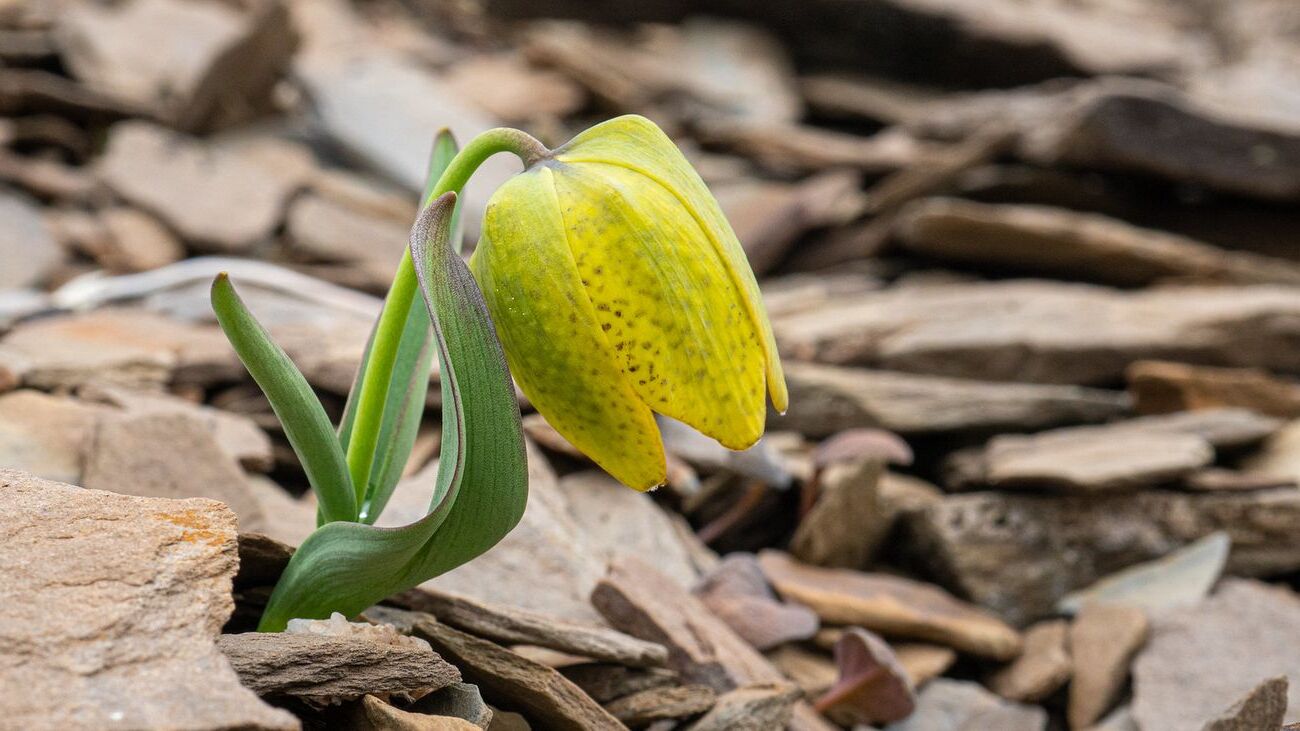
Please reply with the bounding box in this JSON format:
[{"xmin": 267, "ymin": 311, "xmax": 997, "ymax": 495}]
[{"xmin": 471, "ymin": 115, "xmax": 787, "ymax": 490}]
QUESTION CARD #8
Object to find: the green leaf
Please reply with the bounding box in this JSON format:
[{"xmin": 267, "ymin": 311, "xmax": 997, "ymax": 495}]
[
  {"xmin": 257, "ymin": 192, "xmax": 528, "ymax": 631},
  {"xmin": 211, "ymin": 275, "xmax": 357, "ymax": 524},
  {"xmin": 339, "ymin": 128, "xmax": 461, "ymax": 519}
]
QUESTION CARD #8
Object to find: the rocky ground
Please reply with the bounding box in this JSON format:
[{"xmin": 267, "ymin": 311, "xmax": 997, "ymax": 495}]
[{"xmin": 3, "ymin": 0, "xmax": 1300, "ymax": 729}]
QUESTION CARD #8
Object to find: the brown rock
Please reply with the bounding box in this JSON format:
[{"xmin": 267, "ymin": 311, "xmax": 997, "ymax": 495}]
[
  {"xmin": 219, "ymin": 621, "xmax": 460, "ymax": 704},
  {"xmin": 694, "ymin": 117, "xmax": 941, "ymax": 175},
  {"xmin": 559, "ymin": 470, "xmax": 701, "ymax": 589},
  {"xmin": 443, "ymin": 53, "xmax": 584, "ymax": 122},
  {"xmin": 408, "ymin": 682, "xmax": 493, "ymax": 729},
  {"xmin": 0, "ymin": 470, "xmax": 298, "ymax": 730},
  {"xmin": 773, "ymin": 280, "xmax": 1300, "ymax": 385},
  {"xmin": 0, "ymin": 308, "xmax": 237, "ymax": 391},
  {"xmin": 685, "ymin": 683, "xmax": 802, "ymax": 731},
  {"xmin": 694, "ymin": 553, "xmax": 820, "ymax": 650},
  {"xmin": 97, "ymin": 122, "xmax": 302, "ymax": 252},
  {"xmin": 1023, "ymin": 80, "xmax": 1300, "ymax": 202},
  {"xmin": 951, "ymin": 410, "xmax": 1280, "ymax": 492},
  {"xmin": 388, "ymin": 448, "xmax": 605, "ymax": 623},
  {"xmin": 285, "ymin": 189, "xmax": 410, "ymax": 270},
  {"xmin": 887, "ymin": 679, "xmax": 1047, "ymax": 731},
  {"xmin": 0, "ymin": 190, "xmax": 61, "ymax": 289},
  {"xmin": 893, "ymin": 643, "xmax": 957, "ymax": 687},
  {"xmin": 1133, "ymin": 579, "xmax": 1300, "ymax": 730},
  {"xmin": 989, "ymin": 620, "xmax": 1072, "ymax": 702},
  {"xmin": 410, "ymin": 616, "xmax": 624, "ymax": 731},
  {"xmin": 1068, "ymin": 605, "xmax": 1148, "ymax": 730},
  {"xmin": 1201, "ymin": 677, "xmax": 1289, "ymax": 731},
  {"xmin": 83, "ymin": 411, "xmax": 264, "ymax": 531},
  {"xmin": 591, "ymin": 556, "xmax": 834, "ymax": 731},
  {"xmin": 0, "ymin": 389, "xmax": 104, "ymax": 484},
  {"xmin": 395, "ymin": 589, "xmax": 668, "ymax": 668},
  {"xmin": 758, "ymin": 550, "xmax": 1022, "ymax": 660},
  {"xmin": 1058, "ymin": 532, "xmax": 1230, "ymax": 615},
  {"xmin": 560, "ymin": 664, "xmax": 679, "ymax": 704},
  {"xmin": 897, "ymin": 198, "xmax": 1300, "ymax": 287},
  {"xmin": 96, "ymin": 207, "xmax": 186, "ymax": 273},
  {"xmin": 1129, "ymin": 360, "xmax": 1300, "ymax": 418},
  {"xmin": 905, "ymin": 488, "xmax": 1300, "ymax": 623},
  {"xmin": 767, "ymin": 646, "xmax": 837, "ymax": 697},
  {"xmin": 351, "ymin": 695, "xmax": 481, "ymax": 731},
  {"xmin": 780, "ymin": 361, "xmax": 1127, "ymax": 438},
  {"xmin": 605, "ymin": 685, "xmax": 717, "ymax": 728},
  {"xmin": 791, "ymin": 458, "xmax": 890, "ymax": 569},
  {"xmin": 815, "ymin": 628, "xmax": 915, "ymax": 726}
]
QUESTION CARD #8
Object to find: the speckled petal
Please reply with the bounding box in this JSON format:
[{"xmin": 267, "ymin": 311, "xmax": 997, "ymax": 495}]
[
  {"xmin": 555, "ymin": 114, "xmax": 788, "ymax": 413},
  {"xmin": 549, "ymin": 160, "xmax": 767, "ymax": 451},
  {"xmin": 471, "ymin": 168, "xmax": 666, "ymax": 490}
]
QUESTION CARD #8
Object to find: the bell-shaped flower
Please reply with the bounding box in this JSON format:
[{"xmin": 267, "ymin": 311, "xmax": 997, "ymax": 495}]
[{"xmin": 470, "ymin": 115, "xmax": 787, "ymax": 490}]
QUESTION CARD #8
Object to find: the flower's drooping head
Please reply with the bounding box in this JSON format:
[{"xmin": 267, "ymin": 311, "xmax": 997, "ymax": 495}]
[{"xmin": 471, "ymin": 115, "xmax": 787, "ymax": 490}]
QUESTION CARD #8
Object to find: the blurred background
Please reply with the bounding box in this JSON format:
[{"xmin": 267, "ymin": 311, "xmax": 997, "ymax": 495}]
[{"xmin": 3, "ymin": 0, "xmax": 1300, "ymax": 729}]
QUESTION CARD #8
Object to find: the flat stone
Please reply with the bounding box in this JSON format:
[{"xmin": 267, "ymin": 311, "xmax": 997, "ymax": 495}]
[
  {"xmin": 96, "ymin": 207, "xmax": 186, "ymax": 273},
  {"xmin": 386, "ymin": 448, "xmax": 605, "ymax": 623},
  {"xmin": 1129, "ymin": 360, "xmax": 1300, "ymax": 418},
  {"xmin": 815, "ymin": 628, "xmax": 915, "ymax": 726},
  {"xmin": 904, "ymin": 488, "xmax": 1300, "ymax": 623},
  {"xmin": 694, "ymin": 553, "xmax": 820, "ymax": 650},
  {"xmin": 1069, "ymin": 605, "xmax": 1148, "ymax": 729},
  {"xmin": 605, "ymin": 684, "xmax": 717, "ymax": 728},
  {"xmin": 410, "ymin": 616, "xmax": 624, "ymax": 731},
  {"xmin": 883, "ymin": 679, "xmax": 1046, "ymax": 731},
  {"xmin": 1132, "ymin": 579, "xmax": 1300, "ymax": 730},
  {"xmin": 0, "ymin": 308, "xmax": 237, "ymax": 391},
  {"xmin": 0, "ymin": 190, "xmax": 61, "ymax": 289},
  {"xmin": 1023, "ymin": 79, "xmax": 1300, "ymax": 202},
  {"xmin": 82, "ymin": 383, "xmax": 273, "ymax": 472},
  {"xmin": 57, "ymin": 0, "xmax": 293, "ymax": 131},
  {"xmin": 894, "ymin": 644, "xmax": 957, "ymax": 687},
  {"xmin": 1201, "ymin": 677, "xmax": 1289, "ymax": 731},
  {"xmin": 779, "ymin": 361, "xmax": 1127, "ymax": 438},
  {"xmin": 773, "ymin": 280, "xmax": 1300, "ymax": 385},
  {"xmin": 442, "ymin": 52, "xmax": 584, "ymax": 122},
  {"xmin": 395, "ymin": 589, "xmax": 668, "ymax": 668},
  {"xmin": 294, "ymin": 43, "xmax": 515, "ymax": 237},
  {"xmin": 350, "ymin": 695, "xmax": 481, "ymax": 731},
  {"xmin": 285, "ymin": 188, "xmax": 410, "ymax": 274},
  {"xmin": 685, "ymin": 683, "xmax": 802, "ymax": 731},
  {"xmin": 988, "ymin": 620, "xmax": 1071, "ymax": 703},
  {"xmin": 791, "ymin": 459, "xmax": 890, "ymax": 569},
  {"xmin": 1058, "ymin": 532, "xmax": 1230, "ymax": 615},
  {"xmin": 408, "ymin": 682, "xmax": 493, "ymax": 728},
  {"xmin": 560, "ymin": 664, "xmax": 679, "ymax": 704},
  {"xmin": 758, "ymin": 550, "xmax": 1022, "ymax": 660},
  {"xmin": 559, "ymin": 470, "xmax": 701, "ymax": 589},
  {"xmin": 83, "ymin": 411, "xmax": 264, "ymax": 532},
  {"xmin": 0, "ymin": 389, "xmax": 104, "ymax": 484},
  {"xmin": 98, "ymin": 121, "xmax": 301, "ymax": 252},
  {"xmin": 592, "ymin": 556, "xmax": 834, "ymax": 731},
  {"xmin": 767, "ymin": 646, "xmax": 837, "ymax": 697},
  {"xmin": 714, "ymin": 171, "xmax": 862, "ymax": 276},
  {"xmin": 897, "ymin": 198, "xmax": 1300, "ymax": 287},
  {"xmin": 219, "ymin": 617, "xmax": 459, "ymax": 705},
  {"xmin": 951, "ymin": 410, "xmax": 1280, "ymax": 492},
  {"xmin": 0, "ymin": 470, "xmax": 297, "ymax": 730}
]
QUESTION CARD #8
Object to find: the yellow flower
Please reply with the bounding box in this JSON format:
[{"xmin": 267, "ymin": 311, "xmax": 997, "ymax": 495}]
[{"xmin": 470, "ymin": 115, "xmax": 787, "ymax": 490}]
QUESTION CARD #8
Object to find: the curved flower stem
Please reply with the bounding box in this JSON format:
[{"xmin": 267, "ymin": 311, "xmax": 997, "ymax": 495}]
[{"xmin": 344, "ymin": 128, "xmax": 548, "ymax": 502}]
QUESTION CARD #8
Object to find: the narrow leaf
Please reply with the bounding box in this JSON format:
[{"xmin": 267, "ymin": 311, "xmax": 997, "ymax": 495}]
[
  {"xmin": 258, "ymin": 192, "xmax": 527, "ymax": 631},
  {"xmin": 211, "ymin": 274, "xmax": 357, "ymax": 524}
]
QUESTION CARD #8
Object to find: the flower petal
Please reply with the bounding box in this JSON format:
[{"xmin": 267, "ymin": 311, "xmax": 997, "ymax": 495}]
[
  {"xmin": 556, "ymin": 115, "xmax": 788, "ymax": 413},
  {"xmin": 549, "ymin": 159, "xmax": 767, "ymax": 450},
  {"xmin": 472, "ymin": 168, "xmax": 666, "ymax": 490}
]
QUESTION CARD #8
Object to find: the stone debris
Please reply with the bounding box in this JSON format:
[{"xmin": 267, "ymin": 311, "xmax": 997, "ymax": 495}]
[
  {"xmin": 1068, "ymin": 605, "xmax": 1148, "ymax": 730},
  {"xmin": 693, "ymin": 553, "xmax": 820, "ymax": 651},
  {"xmin": 988, "ymin": 620, "xmax": 1072, "ymax": 703},
  {"xmin": 1132, "ymin": 579, "xmax": 1300, "ymax": 730},
  {"xmin": 0, "ymin": 470, "xmax": 298, "ymax": 730},
  {"xmin": 758, "ymin": 550, "xmax": 1022, "ymax": 660}
]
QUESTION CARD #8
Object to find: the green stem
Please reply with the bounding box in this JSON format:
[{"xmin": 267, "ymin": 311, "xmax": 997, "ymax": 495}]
[{"xmin": 345, "ymin": 128, "xmax": 547, "ymax": 498}]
